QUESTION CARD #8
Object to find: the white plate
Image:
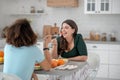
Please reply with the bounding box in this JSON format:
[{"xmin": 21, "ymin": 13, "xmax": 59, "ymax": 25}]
[{"xmin": 55, "ymin": 64, "xmax": 78, "ymax": 70}]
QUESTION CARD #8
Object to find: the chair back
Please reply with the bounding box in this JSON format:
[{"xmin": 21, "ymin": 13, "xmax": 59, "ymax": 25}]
[
  {"xmin": 0, "ymin": 73, "xmax": 21, "ymax": 80},
  {"xmin": 86, "ymin": 53, "xmax": 100, "ymax": 80},
  {"xmin": 87, "ymin": 53, "xmax": 100, "ymax": 70}
]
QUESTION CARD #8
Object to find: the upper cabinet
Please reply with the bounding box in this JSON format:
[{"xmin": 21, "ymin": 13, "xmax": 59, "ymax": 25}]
[
  {"xmin": 47, "ymin": 0, "xmax": 78, "ymax": 7},
  {"xmin": 84, "ymin": 0, "xmax": 112, "ymax": 14},
  {"xmin": 85, "ymin": 0, "xmax": 120, "ymax": 14},
  {"xmin": 111, "ymin": 0, "xmax": 120, "ymax": 14}
]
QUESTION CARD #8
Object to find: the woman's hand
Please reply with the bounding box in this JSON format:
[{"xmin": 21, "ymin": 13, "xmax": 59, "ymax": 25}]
[
  {"xmin": 51, "ymin": 38, "xmax": 59, "ymax": 59},
  {"xmin": 43, "ymin": 35, "xmax": 52, "ymax": 48},
  {"xmin": 51, "ymin": 38, "xmax": 57, "ymax": 47}
]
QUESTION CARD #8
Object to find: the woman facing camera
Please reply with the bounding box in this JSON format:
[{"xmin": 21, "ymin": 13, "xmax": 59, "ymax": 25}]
[{"xmin": 45, "ymin": 19, "xmax": 88, "ymax": 61}]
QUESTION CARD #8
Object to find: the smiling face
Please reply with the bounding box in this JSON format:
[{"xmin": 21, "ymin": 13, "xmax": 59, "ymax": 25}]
[{"xmin": 61, "ymin": 23, "xmax": 75, "ymax": 38}]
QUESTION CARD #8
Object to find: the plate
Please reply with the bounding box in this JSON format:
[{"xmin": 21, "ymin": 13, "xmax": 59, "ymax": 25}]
[
  {"xmin": 55, "ymin": 64, "xmax": 78, "ymax": 70},
  {"xmin": 51, "ymin": 58, "xmax": 68, "ymax": 68}
]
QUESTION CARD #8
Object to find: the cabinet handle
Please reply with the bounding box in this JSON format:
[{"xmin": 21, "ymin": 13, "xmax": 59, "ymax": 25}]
[
  {"xmin": 92, "ymin": 46, "xmax": 97, "ymax": 48},
  {"xmin": 98, "ymin": 11, "xmax": 100, "ymax": 13}
]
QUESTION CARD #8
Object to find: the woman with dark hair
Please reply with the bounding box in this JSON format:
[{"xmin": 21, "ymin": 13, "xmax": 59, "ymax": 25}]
[
  {"xmin": 49, "ymin": 19, "xmax": 88, "ymax": 61},
  {"xmin": 3, "ymin": 18, "xmax": 51, "ymax": 80}
]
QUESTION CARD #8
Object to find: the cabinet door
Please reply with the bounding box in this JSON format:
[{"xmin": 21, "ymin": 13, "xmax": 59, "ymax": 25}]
[
  {"xmin": 87, "ymin": 44, "xmax": 109, "ymax": 64},
  {"xmin": 109, "ymin": 44, "xmax": 120, "ymax": 65},
  {"xmin": 86, "ymin": 43, "xmax": 109, "ymax": 78},
  {"xmin": 97, "ymin": 64, "xmax": 109, "ymax": 78},
  {"xmin": 109, "ymin": 65, "xmax": 120, "ymax": 79},
  {"xmin": 112, "ymin": 0, "xmax": 120, "ymax": 14},
  {"xmin": 108, "ymin": 44, "xmax": 120, "ymax": 79},
  {"xmin": 109, "ymin": 51, "xmax": 120, "ymax": 65},
  {"xmin": 98, "ymin": 0, "xmax": 112, "ymax": 14},
  {"xmin": 84, "ymin": 0, "xmax": 112, "ymax": 14},
  {"xmin": 84, "ymin": 0, "xmax": 97, "ymax": 14}
]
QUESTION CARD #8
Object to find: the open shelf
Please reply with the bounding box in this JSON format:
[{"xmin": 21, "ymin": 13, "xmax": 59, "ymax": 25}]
[{"xmin": 10, "ymin": 13, "xmax": 47, "ymax": 16}]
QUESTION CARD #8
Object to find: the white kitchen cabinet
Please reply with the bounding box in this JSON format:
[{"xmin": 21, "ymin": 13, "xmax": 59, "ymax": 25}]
[
  {"xmin": 109, "ymin": 51, "xmax": 120, "ymax": 65},
  {"xmin": 109, "ymin": 65, "xmax": 120, "ymax": 79},
  {"xmin": 84, "ymin": 0, "xmax": 112, "ymax": 14},
  {"xmin": 108, "ymin": 44, "xmax": 120, "ymax": 79},
  {"xmin": 111, "ymin": 0, "xmax": 120, "ymax": 14},
  {"xmin": 87, "ymin": 44, "xmax": 109, "ymax": 64},
  {"xmin": 97, "ymin": 65, "xmax": 109, "ymax": 78},
  {"xmin": 86, "ymin": 43, "xmax": 120, "ymax": 79},
  {"xmin": 86, "ymin": 43, "xmax": 109, "ymax": 78}
]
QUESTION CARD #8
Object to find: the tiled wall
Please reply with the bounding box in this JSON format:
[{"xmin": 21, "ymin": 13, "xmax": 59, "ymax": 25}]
[{"xmin": 0, "ymin": 0, "xmax": 120, "ymax": 40}]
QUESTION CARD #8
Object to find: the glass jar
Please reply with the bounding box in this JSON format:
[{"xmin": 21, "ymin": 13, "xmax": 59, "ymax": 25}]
[
  {"xmin": 101, "ymin": 33, "xmax": 107, "ymax": 41},
  {"xmin": 90, "ymin": 31, "xmax": 95, "ymax": 40},
  {"xmin": 30, "ymin": 6, "xmax": 35, "ymax": 13},
  {"xmin": 94, "ymin": 32, "xmax": 100, "ymax": 41},
  {"xmin": 110, "ymin": 32, "xmax": 116, "ymax": 41}
]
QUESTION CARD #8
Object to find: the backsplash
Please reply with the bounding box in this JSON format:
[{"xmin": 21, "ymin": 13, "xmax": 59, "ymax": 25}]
[{"xmin": 0, "ymin": 0, "xmax": 120, "ymax": 41}]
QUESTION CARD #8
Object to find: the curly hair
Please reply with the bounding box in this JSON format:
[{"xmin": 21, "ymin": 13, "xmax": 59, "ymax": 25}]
[{"xmin": 6, "ymin": 18, "xmax": 37, "ymax": 47}]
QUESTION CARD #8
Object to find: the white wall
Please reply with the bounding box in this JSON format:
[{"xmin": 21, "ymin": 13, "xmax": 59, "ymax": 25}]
[{"xmin": 0, "ymin": 0, "xmax": 120, "ymax": 40}]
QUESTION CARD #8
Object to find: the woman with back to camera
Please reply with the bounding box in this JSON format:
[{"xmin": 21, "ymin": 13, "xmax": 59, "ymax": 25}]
[
  {"xmin": 3, "ymin": 18, "xmax": 51, "ymax": 80},
  {"xmin": 49, "ymin": 19, "xmax": 88, "ymax": 61}
]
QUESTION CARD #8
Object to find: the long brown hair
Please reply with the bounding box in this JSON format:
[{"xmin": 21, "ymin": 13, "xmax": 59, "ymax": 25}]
[
  {"xmin": 6, "ymin": 18, "xmax": 37, "ymax": 47},
  {"xmin": 59, "ymin": 19, "xmax": 78, "ymax": 55}
]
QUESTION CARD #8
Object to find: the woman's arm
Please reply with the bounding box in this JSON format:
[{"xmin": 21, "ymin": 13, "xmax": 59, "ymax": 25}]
[
  {"xmin": 68, "ymin": 55, "xmax": 88, "ymax": 61},
  {"xmin": 39, "ymin": 49, "xmax": 52, "ymax": 71},
  {"xmin": 39, "ymin": 35, "xmax": 52, "ymax": 71},
  {"xmin": 75, "ymin": 34, "xmax": 88, "ymax": 61},
  {"xmin": 51, "ymin": 39, "xmax": 59, "ymax": 59},
  {"xmin": 32, "ymin": 73, "xmax": 38, "ymax": 80}
]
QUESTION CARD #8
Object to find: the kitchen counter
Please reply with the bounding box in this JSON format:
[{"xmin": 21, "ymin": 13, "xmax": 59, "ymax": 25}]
[
  {"xmin": 85, "ymin": 40, "xmax": 120, "ymax": 45},
  {"xmin": 37, "ymin": 39, "xmax": 120, "ymax": 45}
]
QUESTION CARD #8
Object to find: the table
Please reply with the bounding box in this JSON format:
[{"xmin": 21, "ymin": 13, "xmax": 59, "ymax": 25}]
[{"xmin": 35, "ymin": 61, "xmax": 90, "ymax": 80}]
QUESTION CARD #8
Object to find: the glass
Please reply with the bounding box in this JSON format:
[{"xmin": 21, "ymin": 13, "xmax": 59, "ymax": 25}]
[
  {"xmin": 87, "ymin": 0, "xmax": 91, "ymax": 3},
  {"xmin": 101, "ymin": 3, "xmax": 105, "ymax": 11},
  {"xmin": 92, "ymin": 3, "xmax": 95, "ymax": 11},
  {"xmin": 87, "ymin": 3, "xmax": 91, "ymax": 11},
  {"xmin": 109, "ymin": 33, "xmax": 116, "ymax": 41},
  {"xmin": 101, "ymin": 0, "xmax": 105, "ymax": 3},
  {"xmin": 92, "ymin": 0, "xmax": 95, "ymax": 2},
  {"xmin": 105, "ymin": 3, "xmax": 109, "ymax": 11}
]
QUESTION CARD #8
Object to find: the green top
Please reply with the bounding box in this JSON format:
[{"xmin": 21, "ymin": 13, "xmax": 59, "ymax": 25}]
[{"xmin": 57, "ymin": 34, "xmax": 87, "ymax": 58}]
